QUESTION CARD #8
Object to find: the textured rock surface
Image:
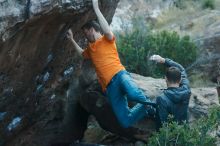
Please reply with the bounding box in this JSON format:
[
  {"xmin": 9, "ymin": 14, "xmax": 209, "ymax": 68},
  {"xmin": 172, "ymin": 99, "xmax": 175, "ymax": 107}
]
[
  {"xmin": 111, "ymin": 0, "xmax": 173, "ymax": 32},
  {"xmin": 184, "ymin": 12, "xmax": 220, "ymax": 82},
  {"xmin": 196, "ymin": 35, "xmax": 220, "ymax": 83},
  {"xmin": 0, "ymin": 0, "xmax": 119, "ymax": 146}
]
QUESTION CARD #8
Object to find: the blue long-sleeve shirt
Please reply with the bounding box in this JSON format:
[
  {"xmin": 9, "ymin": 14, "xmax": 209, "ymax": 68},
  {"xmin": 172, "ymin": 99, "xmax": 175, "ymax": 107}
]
[
  {"xmin": 157, "ymin": 58, "xmax": 191, "ymax": 123},
  {"xmin": 164, "ymin": 58, "xmax": 191, "ymax": 104}
]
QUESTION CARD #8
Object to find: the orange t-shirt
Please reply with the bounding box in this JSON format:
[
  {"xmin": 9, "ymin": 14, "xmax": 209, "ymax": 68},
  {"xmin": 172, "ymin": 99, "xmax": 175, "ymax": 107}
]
[{"xmin": 82, "ymin": 35, "xmax": 125, "ymax": 91}]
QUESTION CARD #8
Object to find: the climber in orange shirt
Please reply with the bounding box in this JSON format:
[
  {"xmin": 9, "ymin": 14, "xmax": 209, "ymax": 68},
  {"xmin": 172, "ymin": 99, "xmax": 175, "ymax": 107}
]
[{"xmin": 66, "ymin": 0, "xmax": 155, "ymax": 128}]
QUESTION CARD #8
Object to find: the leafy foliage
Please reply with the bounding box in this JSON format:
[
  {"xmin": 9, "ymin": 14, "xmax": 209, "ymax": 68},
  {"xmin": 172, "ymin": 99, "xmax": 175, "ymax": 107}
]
[
  {"xmin": 172, "ymin": 0, "xmax": 215, "ymax": 9},
  {"xmin": 202, "ymin": 0, "xmax": 215, "ymax": 9},
  {"xmin": 117, "ymin": 30, "xmax": 198, "ymax": 77},
  {"xmin": 148, "ymin": 106, "xmax": 220, "ymax": 146},
  {"xmin": 173, "ymin": 0, "xmax": 187, "ymax": 9}
]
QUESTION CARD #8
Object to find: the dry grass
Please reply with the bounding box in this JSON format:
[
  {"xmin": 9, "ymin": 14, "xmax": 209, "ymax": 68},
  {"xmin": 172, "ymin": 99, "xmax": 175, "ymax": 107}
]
[
  {"xmin": 154, "ymin": 0, "xmax": 220, "ymax": 39},
  {"xmin": 189, "ymin": 74, "xmax": 215, "ymax": 88},
  {"xmin": 215, "ymin": 0, "xmax": 220, "ymax": 9},
  {"xmin": 155, "ymin": 1, "xmax": 199, "ymax": 28}
]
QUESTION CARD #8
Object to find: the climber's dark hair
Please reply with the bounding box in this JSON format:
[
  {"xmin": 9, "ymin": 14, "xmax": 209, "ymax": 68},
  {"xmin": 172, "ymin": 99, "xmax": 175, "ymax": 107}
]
[
  {"xmin": 81, "ymin": 20, "xmax": 101, "ymax": 32},
  {"xmin": 165, "ymin": 67, "xmax": 181, "ymax": 84}
]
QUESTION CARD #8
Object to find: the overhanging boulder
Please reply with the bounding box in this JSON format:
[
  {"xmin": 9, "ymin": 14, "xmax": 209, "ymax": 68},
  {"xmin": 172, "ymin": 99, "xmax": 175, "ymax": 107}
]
[{"xmin": 0, "ymin": 0, "xmax": 119, "ymax": 146}]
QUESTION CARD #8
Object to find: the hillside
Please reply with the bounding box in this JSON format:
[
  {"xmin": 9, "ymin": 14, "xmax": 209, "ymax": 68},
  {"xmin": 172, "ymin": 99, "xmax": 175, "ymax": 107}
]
[{"xmin": 111, "ymin": 0, "xmax": 220, "ymax": 86}]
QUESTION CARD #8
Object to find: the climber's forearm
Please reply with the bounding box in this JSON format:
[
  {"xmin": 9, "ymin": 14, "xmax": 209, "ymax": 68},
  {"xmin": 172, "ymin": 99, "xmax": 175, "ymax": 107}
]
[
  {"xmin": 69, "ymin": 38, "xmax": 83, "ymax": 58},
  {"xmin": 93, "ymin": 0, "xmax": 114, "ymax": 40}
]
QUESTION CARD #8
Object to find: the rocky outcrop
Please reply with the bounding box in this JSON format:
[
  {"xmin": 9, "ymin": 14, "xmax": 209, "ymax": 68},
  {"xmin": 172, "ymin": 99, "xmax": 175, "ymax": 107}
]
[
  {"xmin": 0, "ymin": 0, "xmax": 119, "ymax": 146},
  {"xmin": 80, "ymin": 73, "xmax": 219, "ymax": 144},
  {"xmin": 110, "ymin": 0, "xmax": 173, "ymax": 32},
  {"xmin": 194, "ymin": 34, "xmax": 220, "ymax": 83},
  {"xmin": 183, "ymin": 11, "xmax": 220, "ymax": 82}
]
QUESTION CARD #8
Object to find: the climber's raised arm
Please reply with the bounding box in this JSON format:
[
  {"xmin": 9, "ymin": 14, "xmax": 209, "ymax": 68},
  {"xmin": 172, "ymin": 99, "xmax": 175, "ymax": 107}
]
[
  {"xmin": 66, "ymin": 29, "xmax": 83, "ymax": 58},
  {"xmin": 92, "ymin": 0, "xmax": 114, "ymax": 41}
]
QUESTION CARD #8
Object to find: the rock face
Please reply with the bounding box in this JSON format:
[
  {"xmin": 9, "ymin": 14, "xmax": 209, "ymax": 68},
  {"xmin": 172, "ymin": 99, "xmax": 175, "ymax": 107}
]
[
  {"xmin": 196, "ymin": 35, "xmax": 220, "ymax": 83},
  {"xmin": 110, "ymin": 0, "xmax": 173, "ymax": 32},
  {"xmin": 184, "ymin": 12, "xmax": 220, "ymax": 83},
  {"xmin": 0, "ymin": 0, "xmax": 119, "ymax": 146}
]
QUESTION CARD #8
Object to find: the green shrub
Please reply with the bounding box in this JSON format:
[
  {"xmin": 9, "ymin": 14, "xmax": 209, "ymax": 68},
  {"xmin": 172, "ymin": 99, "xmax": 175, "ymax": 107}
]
[
  {"xmin": 173, "ymin": 0, "xmax": 186, "ymax": 9},
  {"xmin": 202, "ymin": 0, "xmax": 215, "ymax": 9},
  {"xmin": 173, "ymin": 0, "xmax": 197, "ymax": 9},
  {"xmin": 117, "ymin": 30, "xmax": 198, "ymax": 78},
  {"xmin": 148, "ymin": 106, "xmax": 220, "ymax": 146}
]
